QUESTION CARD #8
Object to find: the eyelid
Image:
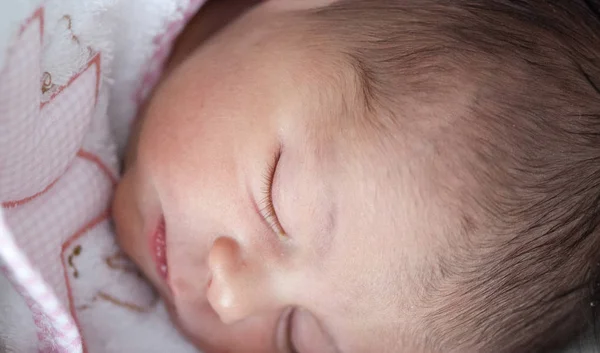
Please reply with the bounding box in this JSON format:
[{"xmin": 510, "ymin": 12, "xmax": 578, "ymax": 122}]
[{"xmin": 260, "ymin": 148, "xmax": 287, "ymax": 237}]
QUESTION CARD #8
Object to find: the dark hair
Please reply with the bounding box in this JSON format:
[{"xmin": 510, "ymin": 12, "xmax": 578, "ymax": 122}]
[{"xmin": 306, "ymin": 1, "xmax": 600, "ymax": 352}]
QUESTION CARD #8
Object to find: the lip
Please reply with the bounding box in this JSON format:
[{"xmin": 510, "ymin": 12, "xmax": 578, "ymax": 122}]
[{"xmin": 150, "ymin": 215, "xmax": 169, "ymax": 283}]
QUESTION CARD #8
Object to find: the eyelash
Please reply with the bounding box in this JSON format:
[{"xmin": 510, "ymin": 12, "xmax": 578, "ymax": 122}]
[{"xmin": 260, "ymin": 149, "xmax": 287, "ymax": 237}]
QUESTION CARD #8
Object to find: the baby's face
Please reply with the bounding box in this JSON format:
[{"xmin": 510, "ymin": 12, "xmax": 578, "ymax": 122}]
[{"xmin": 113, "ymin": 2, "xmax": 454, "ymax": 352}]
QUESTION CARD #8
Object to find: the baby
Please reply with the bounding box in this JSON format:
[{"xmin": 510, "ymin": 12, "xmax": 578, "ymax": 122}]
[{"xmin": 112, "ymin": 0, "xmax": 600, "ymax": 352}]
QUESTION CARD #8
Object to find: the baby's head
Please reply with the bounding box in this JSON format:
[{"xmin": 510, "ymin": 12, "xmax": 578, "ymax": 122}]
[{"xmin": 112, "ymin": 0, "xmax": 600, "ymax": 352}]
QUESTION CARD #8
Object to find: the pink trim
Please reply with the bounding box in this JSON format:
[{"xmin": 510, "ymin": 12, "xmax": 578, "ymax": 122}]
[
  {"xmin": 19, "ymin": 7, "xmax": 44, "ymax": 40},
  {"xmin": 1, "ymin": 33, "xmax": 101, "ymax": 209},
  {"xmin": 41, "ymin": 54, "xmax": 101, "ymax": 109},
  {"xmin": 3, "ymin": 147, "xmax": 116, "ymax": 209},
  {"xmin": 76, "ymin": 149, "xmax": 118, "ymax": 185},
  {"xmin": 2, "ymin": 179, "xmax": 59, "ymax": 208},
  {"xmin": 133, "ymin": 0, "xmax": 207, "ymax": 106}
]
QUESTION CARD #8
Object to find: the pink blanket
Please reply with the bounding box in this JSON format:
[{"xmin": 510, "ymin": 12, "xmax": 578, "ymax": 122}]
[{"xmin": 0, "ymin": 1, "xmax": 206, "ymax": 352}]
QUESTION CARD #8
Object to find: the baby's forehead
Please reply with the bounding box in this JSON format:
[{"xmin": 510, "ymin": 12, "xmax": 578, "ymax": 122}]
[{"xmin": 193, "ymin": 0, "xmax": 467, "ymax": 229}]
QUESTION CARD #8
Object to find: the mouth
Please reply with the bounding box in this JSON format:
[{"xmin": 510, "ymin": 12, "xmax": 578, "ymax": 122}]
[{"xmin": 150, "ymin": 215, "xmax": 169, "ymax": 282}]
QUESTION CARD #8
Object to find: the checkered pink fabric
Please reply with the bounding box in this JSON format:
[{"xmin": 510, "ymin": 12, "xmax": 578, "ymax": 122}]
[
  {"xmin": 0, "ymin": 220, "xmax": 82, "ymax": 353},
  {"xmin": 0, "ymin": 9, "xmax": 83, "ymax": 352},
  {"xmin": 0, "ymin": 1, "xmax": 205, "ymax": 352}
]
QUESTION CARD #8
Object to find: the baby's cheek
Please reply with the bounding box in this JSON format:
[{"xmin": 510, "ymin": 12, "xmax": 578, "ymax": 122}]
[
  {"xmin": 112, "ymin": 169, "xmax": 170, "ymax": 297},
  {"xmin": 170, "ymin": 295, "xmax": 282, "ymax": 353},
  {"xmin": 171, "ymin": 300, "xmax": 243, "ymax": 353}
]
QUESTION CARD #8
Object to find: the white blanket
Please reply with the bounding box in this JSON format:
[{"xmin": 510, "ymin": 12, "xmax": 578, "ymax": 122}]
[{"xmin": 0, "ymin": 0, "xmax": 206, "ymax": 352}]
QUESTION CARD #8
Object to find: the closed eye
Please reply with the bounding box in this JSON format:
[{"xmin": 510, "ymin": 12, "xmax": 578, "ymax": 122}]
[{"xmin": 260, "ymin": 149, "xmax": 286, "ymax": 237}]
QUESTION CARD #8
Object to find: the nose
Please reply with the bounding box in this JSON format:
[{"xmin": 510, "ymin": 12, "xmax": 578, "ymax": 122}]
[{"xmin": 207, "ymin": 237, "xmax": 276, "ymax": 324}]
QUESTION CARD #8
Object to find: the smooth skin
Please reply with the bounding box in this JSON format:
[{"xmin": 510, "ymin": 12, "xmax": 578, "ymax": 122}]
[{"xmin": 113, "ymin": 1, "xmax": 457, "ymax": 352}]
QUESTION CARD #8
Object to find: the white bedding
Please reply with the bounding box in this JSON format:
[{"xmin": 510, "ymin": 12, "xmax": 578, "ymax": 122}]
[{"xmin": 0, "ymin": 0, "xmax": 204, "ymax": 352}]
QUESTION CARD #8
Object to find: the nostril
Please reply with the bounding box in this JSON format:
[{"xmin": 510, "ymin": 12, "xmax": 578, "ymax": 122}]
[{"xmin": 206, "ymin": 271, "xmax": 213, "ymax": 289}]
